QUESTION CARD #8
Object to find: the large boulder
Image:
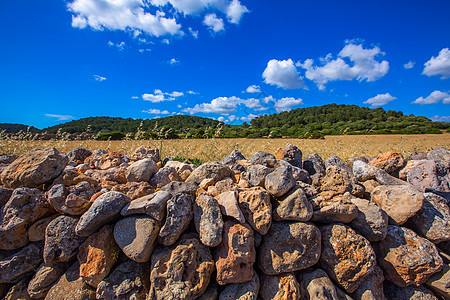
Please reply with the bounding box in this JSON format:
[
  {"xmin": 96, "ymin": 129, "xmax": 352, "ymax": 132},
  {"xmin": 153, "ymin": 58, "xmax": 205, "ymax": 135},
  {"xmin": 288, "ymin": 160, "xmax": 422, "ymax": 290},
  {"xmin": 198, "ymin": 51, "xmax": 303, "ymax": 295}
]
[
  {"xmin": 407, "ymin": 192, "xmax": 450, "ymax": 243},
  {"xmin": 44, "ymin": 215, "xmax": 86, "ymax": 264},
  {"xmin": 371, "ymin": 185, "xmax": 424, "ymax": 225},
  {"xmin": 428, "ymin": 147, "xmax": 450, "ymax": 169},
  {"xmin": 258, "ymin": 221, "xmax": 321, "ymax": 275},
  {"xmin": 249, "ymin": 151, "xmax": 277, "ymax": 168},
  {"xmin": 96, "ymin": 260, "xmax": 150, "ymax": 300},
  {"xmin": 75, "ymin": 191, "xmax": 130, "ymax": 237},
  {"xmin": 238, "ymin": 187, "xmax": 272, "ymax": 235},
  {"xmin": 374, "ymin": 225, "xmax": 443, "ymax": 287},
  {"xmin": 319, "ymin": 224, "xmax": 377, "ymax": 293},
  {"xmin": 114, "ymin": 215, "xmax": 160, "ymax": 263},
  {"xmin": 265, "ymin": 165, "xmax": 296, "ymax": 197},
  {"xmin": 276, "ymin": 143, "xmax": 302, "ymax": 168},
  {"xmin": 0, "ymin": 244, "xmax": 42, "ymax": 284},
  {"xmin": 352, "ymin": 160, "xmax": 407, "ymax": 186},
  {"xmin": 369, "ymin": 151, "xmax": 405, "ymax": 177},
  {"xmin": 272, "ymin": 185, "xmax": 313, "ymax": 222},
  {"xmin": 185, "ymin": 162, "xmax": 232, "ymax": 185},
  {"xmin": 215, "ymin": 221, "xmax": 256, "ymax": 285},
  {"xmin": 149, "ymin": 233, "xmax": 214, "ymax": 300},
  {"xmin": 246, "ymin": 164, "xmax": 271, "ymax": 187},
  {"xmin": 158, "ymin": 193, "xmax": 194, "ymax": 246},
  {"xmin": 125, "ymin": 158, "xmax": 158, "ymax": 182},
  {"xmin": 0, "ymin": 187, "xmax": 52, "ymax": 250},
  {"xmin": 1, "ymin": 147, "xmax": 68, "ymax": 188},
  {"xmin": 78, "ymin": 225, "xmax": 118, "ymax": 287},
  {"xmin": 406, "ymin": 159, "xmax": 450, "ymax": 192},
  {"xmin": 193, "ymin": 194, "xmax": 224, "ymax": 247}
]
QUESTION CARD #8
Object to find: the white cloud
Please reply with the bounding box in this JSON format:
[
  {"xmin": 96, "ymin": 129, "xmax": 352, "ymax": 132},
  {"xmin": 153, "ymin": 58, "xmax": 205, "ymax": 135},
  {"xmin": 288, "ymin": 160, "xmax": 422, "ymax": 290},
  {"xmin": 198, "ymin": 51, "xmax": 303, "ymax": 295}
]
[
  {"xmin": 274, "ymin": 97, "xmax": 303, "ymax": 112},
  {"xmin": 162, "ymin": 39, "xmax": 170, "ymax": 44},
  {"xmin": 412, "ymin": 90, "xmax": 450, "ymax": 105},
  {"xmin": 189, "ymin": 27, "xmax": 199, "ymax": 39},
  {"xmin": 217, "ymin": 116, "xmax": 226, "ymax": 122},
  {"xmin": 93, "ymin": 75, "xmax": 107, "ymax": 81},
  {"xmin": 423, "ymin": 48, "xmax": 450, "ymax": 79},
  {"xmin": 187, "ymin": 90, "xmax": 198, "ymax": 95},
  {"xmin": 263, "ymin": 59, "xmax": 305, "ymax": 89},
  {"xmin": 245, "ymin": 85, "xmax": 261, "ymax": 93},
  {"xmin": 108, "ymin": 41, "xmax": 125, "ymax": 50},
  {"xmin": 184, "ymin": 96, "xmax": 239, "ymax": 114},
  {"xmin": 142, "ymin": 89, "xmax": 184, "ymax": 102},
  {"xmin": 168, "ymin": 58, "xmax": 180, "ymax": 64},
  {"xmin": 131, "ymin": 96, "xmax": 139, "ymax": 99},
  {"xmin": 431, "ymin": 115, "xmax": 450, "ymax": 122},
  {"xmin": 142, "ymin": 109, "xmax": 170, "ymax": 114},
  {"xmin": 226, "ymin": 0, "xmax": 249, "ymax": 24},
  {"xmin": 139, "ymin": 48, "xmax": 151, "ymax": 53},
  {"xmin": 45, "ymin": 114, "xmax": 74, "ymax": 121},
  {"xmin": 203, "ymin": 13, "xmax": 225, "ymax": 32},
  {"xmin": 240, "ymin": 114, "xmax": 258, "ymax": 122},
  {"xmin": 363, "ymin": 93, "xmax": 396, "ymax": 107},
  {"xmin": 228, "ymin": 115, "xmax": 239, "ymax": 122},
  {"xmin": 404, "ymin": 61, "xmax": 415, "ymax": 69},
  {"xmin": 69, "ymin": 0, "xmax": 182, "ymax": 37},
  {"xmin": 298, "ymin": 42, "xmax": 389, "ymax": 90}
]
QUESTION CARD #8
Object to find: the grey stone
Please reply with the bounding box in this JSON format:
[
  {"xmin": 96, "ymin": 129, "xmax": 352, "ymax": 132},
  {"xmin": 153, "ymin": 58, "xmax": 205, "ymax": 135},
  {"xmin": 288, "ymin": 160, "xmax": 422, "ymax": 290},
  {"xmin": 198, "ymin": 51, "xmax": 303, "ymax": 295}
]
[
  {"xmin": 249, "ymin": 151, "xmax": 277, "ymax": 168},
  {"xmin": 148, "ymin": 166, "xmax": 177, "ymax": 188},
  {"xmin": 273, "ymin": 185, "xmax": 313, "ymax": 222},
  {"xmin": 67, "ymin": 147, "xmax": 92, "ymax": 163},
  {"xmin": 27, "ymin": 262, "xmax": 69, "ymax": 299},
  {"xmin": 246, "ymin": 164, "xmax": 271, "ymax": 187},
  {"xmin": 350, "ymin": 198, "xmax": 388, "ymax": 242},
  {"xmin": 0, "ymin": 187, "xmax": 13, "ymax": 208},
  {"xmin": 158, "ymin": 193, "xmax": 194, "ymax": 246},
  {"xmin": 299, "ymin": 268, "xmax": 341, "ymax": 300},
  {"xmin": 185, "ymin": 162, "xmax": 232, "ymax": 185},
  {"xmin": 120, "ymin": 191, "xmax": 171, "ymax": 221},
  {"xmin": 428, "ymin": 147, "xmax": 450, "ymax": 169},
  {"xmin": 114, "ymin": 215, "xmax": 160, "ymax": 263},
  {"xmin": 265, "ymin": 165, "xmax": 296, "ymax": 197},
  {"xmin": 222, "ymin": 149, "xmax": 246, "ymax": 167},
  {"xmin": 384, "ymin": 281, "xmax": 438, "ymax": 300},
  {"xmin": 125, "ymin": 158, "xmax": 158, "ymax": 182},
  {"xmin": 44, "ymin": 215, "xmax": 86, "ymax": 263},
  {"xmin": 276, "ymin": 143, "xmax": 302, "ymax": 168},
  {"xmin": 219, "ymin": 273, "xmax": 259, "ymax": 300},
  {"xmin": 0, "ymin": 244, "xmax": 42, "ymax": 284},
  {"xmin": 159, "ymin": 181, "xmax": 198, "ymax": 196},
  {"xmin": 194, "ymin": 194, "xmax": 223, "ymax": 247},
  {"xmin": 75, "ymin": 191, "xmax": 130, "ymax": 237},
  {"xmin": 216, "ymin": 191, "xmax": 245, "ymax": 223}
]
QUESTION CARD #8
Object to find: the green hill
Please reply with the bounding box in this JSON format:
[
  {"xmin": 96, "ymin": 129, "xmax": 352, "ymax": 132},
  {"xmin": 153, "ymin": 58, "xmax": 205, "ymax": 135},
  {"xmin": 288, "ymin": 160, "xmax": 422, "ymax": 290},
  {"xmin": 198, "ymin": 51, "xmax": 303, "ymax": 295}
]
[{"xmin": 0, "ymin": 123, "xmax": 41, "ymax": 133}]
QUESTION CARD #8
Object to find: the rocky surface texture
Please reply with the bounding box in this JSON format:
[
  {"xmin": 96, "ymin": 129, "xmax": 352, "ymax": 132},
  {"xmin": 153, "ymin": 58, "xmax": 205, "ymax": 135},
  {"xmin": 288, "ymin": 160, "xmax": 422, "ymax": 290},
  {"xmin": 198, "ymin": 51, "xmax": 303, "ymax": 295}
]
[{"xmin": 0, "ymin": 144, "xmax": 449, "ymax": 299}]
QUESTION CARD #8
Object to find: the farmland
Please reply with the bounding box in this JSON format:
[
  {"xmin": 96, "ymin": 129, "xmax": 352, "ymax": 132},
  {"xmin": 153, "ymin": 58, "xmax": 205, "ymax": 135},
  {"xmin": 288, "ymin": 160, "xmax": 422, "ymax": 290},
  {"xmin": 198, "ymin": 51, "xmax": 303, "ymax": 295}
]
[{"xmin": 2, "ymin": 134, "xmax": 449, "ymax": 163}]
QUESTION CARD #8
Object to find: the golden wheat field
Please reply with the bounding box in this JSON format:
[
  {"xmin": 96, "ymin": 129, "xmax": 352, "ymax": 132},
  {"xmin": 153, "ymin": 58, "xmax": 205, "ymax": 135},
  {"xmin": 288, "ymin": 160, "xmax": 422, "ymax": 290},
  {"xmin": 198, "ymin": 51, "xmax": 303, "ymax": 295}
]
[{"xmin": 1, "ymin": 134, "xmax": 450, "ymax": 163}]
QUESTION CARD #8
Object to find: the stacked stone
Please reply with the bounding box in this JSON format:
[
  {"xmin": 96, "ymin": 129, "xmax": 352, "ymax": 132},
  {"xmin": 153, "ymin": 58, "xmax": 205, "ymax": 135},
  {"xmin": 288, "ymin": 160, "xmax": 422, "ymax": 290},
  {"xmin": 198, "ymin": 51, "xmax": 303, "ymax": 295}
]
[{"xmin": 0, "ymin": 144, "xmax": 449, "ymax": 299}]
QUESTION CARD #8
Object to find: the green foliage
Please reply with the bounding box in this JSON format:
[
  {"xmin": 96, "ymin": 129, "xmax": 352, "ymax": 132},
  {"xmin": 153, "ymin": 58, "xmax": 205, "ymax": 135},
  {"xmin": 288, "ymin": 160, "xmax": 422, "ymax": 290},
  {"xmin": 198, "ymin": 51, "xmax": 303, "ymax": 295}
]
[
  {"xmin": 96, "ymin": 131, "xmax": 126, "ymax": 141},
  {"xmin": 0, "ymin": 123, "xmax": 41, "ymax": 133}
]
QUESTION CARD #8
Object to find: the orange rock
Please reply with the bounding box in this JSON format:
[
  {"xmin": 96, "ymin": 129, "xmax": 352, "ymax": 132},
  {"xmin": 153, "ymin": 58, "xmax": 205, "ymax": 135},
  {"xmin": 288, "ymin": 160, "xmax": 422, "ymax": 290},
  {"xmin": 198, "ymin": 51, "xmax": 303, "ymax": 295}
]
[{"xmin": 369, "ymin": 151, "xmax": 405, "ymax": 176}]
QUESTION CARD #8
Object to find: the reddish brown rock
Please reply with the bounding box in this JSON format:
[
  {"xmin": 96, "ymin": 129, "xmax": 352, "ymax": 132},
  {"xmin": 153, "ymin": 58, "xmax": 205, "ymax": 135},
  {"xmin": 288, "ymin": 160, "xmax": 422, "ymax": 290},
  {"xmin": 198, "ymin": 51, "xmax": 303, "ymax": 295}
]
[
  {"xmin": 47, "ymin": 181, "xmax": 96, "ymax": 215},
  {"xmin": 319, "ymin": 224, "xmax": 377, "ymax": 293},
  {"xmin": 1, "ymin": 147, "xmax": 68, "ymax": 188},
  {"xmin": 238, "ymin": 187, "xmax": 272, "ymax": 235},
  {"xmin": 260, "ymin": 273, "xmax": 301, "ymax": 300},
  {"xmin": 52, "ymin": 169, "xmax": 99, "ymax": 187},
  {"xmin": 149, "ymin": 233, "xmax": 214, "ymax": 300},
  {"xmin": 77, "ymin": 225, "xmax": 118, "ymax": 287},
  {"xmin": 374, "ymin": 225, "xmax": 443, "ymax": 287},
  {"xmin": 350, "ymin": 265, "xmax": 387, "ymax": 300},
  {"xmin": 369, "ymin": 151, "xmax": 405, "ymax": 176},
  {"xmin": 371, "ymin": 185, "xmax": 424, "ymax": 225},
  {"xmin": 258, "ymin": 221, "xmax": 321, "ymax": 275},
  {"xmin": 215, "ymin": 221, "xmax": 256, "ymax": 285},
  {"xmin": 0, "ymin": 187, "xmax": 52, "ymax": 250},
  {"xmin": 111, "ymin": 181, "xmax": 154, "ymax": 200},
  {"xmin": 320, "ymin": 166, "xmax": 365, "ymax": 197},
  {"xmin": 425, "ymin": 263, "xmax": 450, "ymax": 300}
]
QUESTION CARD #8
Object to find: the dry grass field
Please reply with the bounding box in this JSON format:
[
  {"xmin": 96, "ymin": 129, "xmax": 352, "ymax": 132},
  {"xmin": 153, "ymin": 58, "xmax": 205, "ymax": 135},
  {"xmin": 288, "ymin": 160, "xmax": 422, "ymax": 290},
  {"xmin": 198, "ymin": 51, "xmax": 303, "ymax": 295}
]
[{"xmin": 1, "ymin": 134, "xmax": 450, "ymax": 163}]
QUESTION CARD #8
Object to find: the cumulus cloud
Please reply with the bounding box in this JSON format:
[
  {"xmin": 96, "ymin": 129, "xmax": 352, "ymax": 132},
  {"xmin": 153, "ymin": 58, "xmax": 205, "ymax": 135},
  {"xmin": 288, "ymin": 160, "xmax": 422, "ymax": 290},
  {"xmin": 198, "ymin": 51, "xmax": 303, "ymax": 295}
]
[
  {"xmin": 274, "ymin": 97, "xmax": 303, "ymax": 112},
  {"xmin": 68, "ymin": 0, "xmax": 182, "ymax": 37},
  {"xmin": 187, "ymin": 90, "xmax": 198, "ymax": 95},
  {"xmin": 404, "ymin": 61, "xmax": 415, "ymax": 69},
  {"xmin": 423, "ymin": 48, "xmax": 450, "ymax": 79},
  {"xmin": 93, "ymin": 75, "xmax": 107, "ymax": 81},
  {"xmin": 45, "ymin": 114, "xmax": 74, "ymax": 121},
  {"xmin": 298, "ymin": 42, "xmax": 389, "ymax": 90},
  {"xmin": 363, "ymin": 93, "xmax": 397, "ymax": 107},
  {"xmin": 226, "ymin": 0, "xmax": 249, "ymax": 24},
  {"xmin": 189, "ymin": 27, "xmax": 199, "ymax": 38},
  {"xmin": 431, "ymin": 115, "xmax": 450, "ymax": 122},
  {"xmin": 203, "ymin": 13, "xmax": 225, "ymax": 32},
  {"xmin": 412, "ymin": 90, "xmax": 450, "ymax": 105},
  {"xmin": 245, "ymin": 85, "xmax": 261, "ymax": 93},
  {"xmin": 168, "ymin": 58, "xmax": 180, "ymax": 64},
  {"xmin": 142, "ymin": 89, "xmax": 184, "ymax": 102},
  {"xmin": 183, "ymin": 95, "xmax": 302, "ymax": 115},
  {"xmin": 240, "ymin": 114, "xmax": 258, "ymax": 122},
  {"xmin": 142, "ymin": 109, "xmax": 170, "ymax": 114},
  {"xmin": 263, "ymin": 59, "xmax": 305, "ymax": 89}
]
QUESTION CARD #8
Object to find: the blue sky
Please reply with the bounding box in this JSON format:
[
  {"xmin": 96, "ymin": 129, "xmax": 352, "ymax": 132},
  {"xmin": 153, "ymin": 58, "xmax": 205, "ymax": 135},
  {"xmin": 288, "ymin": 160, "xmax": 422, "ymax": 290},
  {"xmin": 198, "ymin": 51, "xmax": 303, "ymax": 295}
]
[{"xmin": 0, "ymin": 0, "xmax": 449, "ymax": 128}]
